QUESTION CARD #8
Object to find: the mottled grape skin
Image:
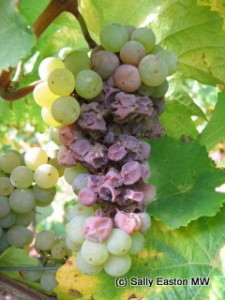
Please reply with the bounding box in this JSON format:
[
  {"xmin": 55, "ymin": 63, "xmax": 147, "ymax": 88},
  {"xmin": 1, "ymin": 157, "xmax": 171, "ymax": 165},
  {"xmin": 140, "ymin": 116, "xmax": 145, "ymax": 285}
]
[
  {"xmin": 114, "ymin": 65, "xmax": 141, "ymax": 92},
  {"xmin": 120, "ymin": 41, "xmax": 145, "ymax": 66}
]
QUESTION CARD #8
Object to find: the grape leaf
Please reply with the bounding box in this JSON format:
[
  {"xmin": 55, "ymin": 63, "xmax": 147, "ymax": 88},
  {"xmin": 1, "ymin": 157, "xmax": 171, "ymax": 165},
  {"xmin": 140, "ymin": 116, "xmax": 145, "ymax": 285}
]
[
  {"xmin": 198, "ymin": 0, "xmax": 225, "ymax": 29},
  {"xmin": 0, "ymin": 247, "xmax": 37, "ymax": 268},
  {"xmin": 199, "ymin": 91, "xmax": 225, "ymax": 150},
  {"xmin": 55, "ymin": 208, "xmax": 225, "ymax": 300},
  {"xmin": 0, "ymin": 0, "xmax": 35, "ymax": 71},
  {"xmin": 147, "ymin": 136, "xmax": 225, "ymax": 229},
  {"xmin": 151, "ymin": 0, "xmax": 225, "ymax": 86}
]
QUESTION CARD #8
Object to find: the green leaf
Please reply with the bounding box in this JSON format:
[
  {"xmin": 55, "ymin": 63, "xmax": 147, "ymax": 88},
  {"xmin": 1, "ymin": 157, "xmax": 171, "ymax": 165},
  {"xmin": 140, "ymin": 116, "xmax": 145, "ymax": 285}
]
[
  {"xmin": 18, "ymin": 0, "xmax": 50, "ymax": 24},
  {"xmin": 0, "ymin": 247, "xmax": 37, "ymax": 268},
  {"xmin": 151, "ymin": 0, "xmax": 225, "ymax": 86},
  {"xmin": 147, "ymin": 136, "xmax": 225, "ymax": 229},
  {"xmin": 56, "ymin": 208, "xmax": 225, "ymax": 300},
  {"xmin": 199, "ymin": 91, "xmax": 225, "ymax": 150},
  {"xmin": 0, "ymin": 0, "xmax": 35, "ymax": 71},
  {"xmin": 198, "ymin": 0, "xmax": 225, "ymax": 30}
]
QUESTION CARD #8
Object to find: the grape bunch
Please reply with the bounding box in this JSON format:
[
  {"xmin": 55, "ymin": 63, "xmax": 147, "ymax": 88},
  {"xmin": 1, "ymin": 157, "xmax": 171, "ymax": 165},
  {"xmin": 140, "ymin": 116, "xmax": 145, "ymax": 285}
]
[
  {"xmin": 34, "ymin": 22, "xmax": 178, "ymax": 277},
  {"xmin": 0, "ymin": 147, "xmax": 60, "ymax": 253}
]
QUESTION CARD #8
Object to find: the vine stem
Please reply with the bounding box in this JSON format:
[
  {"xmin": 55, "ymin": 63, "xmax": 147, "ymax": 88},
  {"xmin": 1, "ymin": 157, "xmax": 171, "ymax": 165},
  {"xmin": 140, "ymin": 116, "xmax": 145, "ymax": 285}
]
[
  {"xmin": 0, "ymin": 274, "xmax": 57, "ymax": 300},
  {"xmin": 0, "ymin": 0, "xmax": 96, "ymax": 102}
]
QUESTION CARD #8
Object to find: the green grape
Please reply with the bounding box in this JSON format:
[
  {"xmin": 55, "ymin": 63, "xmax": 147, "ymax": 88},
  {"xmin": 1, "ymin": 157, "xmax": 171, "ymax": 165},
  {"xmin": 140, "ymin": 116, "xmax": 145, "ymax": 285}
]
[
  {"xmin": 131, "ymin": 27, "xmax": 156, "ymax": 53},
  {"xmin": 120, "ymin": 41, "xmax": 146, "ymax": 66},
  {"xmin": 104, "ymin": 254, "xmax": 131, "ymax": 277},
  {"xmin": 81, "ymin": 240, "xmax": 109, "ymax": 266},
  {"xmin": 24, "ymin": 147, "xmax": 48, "ymax": 171},
  {"xmin": 66, "ymin": 216, "xmax": 86, "ymax": 244},
  {"xmin": 114, "ymin": 64, "xmax": 141, "ymax": 92},
  {"xmin": 51, "ymin": 240, "xmax": 68, "ymax": 260},
  {"xmin": 58, "ymin": 46, "xmax": 73, "ymax": 60},
  {"xmin": 48, "ymin": 68, "xmax": 75, "ymax": 96},
  {"xmin": 48, "ymin": 157, "xmax": 65, "ymax": 177},
  {"xmin": 41, "ymin": 107, "xmax": 61, "ymax": 127},
  {"xmin": 38, "ymin": 57, "xmax": 65, "ymax": 80},
  {"xmin": 20, "ymin": 259, "xmax": 43, "ymax": 282},
  {"xmin": 152, "ymin": 45, "xmax": 164, "ymax": 54},
  {"xmin": 0, "ymin": 211, "xmax": 16, "ymax": 228},
  {"xmin": 129, "ymin": 231, "xmax": 145, "ymax": 254},
  {"xmin": 9, "ymin": 189, "xmax": 36, "ymax": 213},
  {"xmin": 137, "ymin": 212, "xmax": 151, "ymax": 232},
  {"xmin": 0, "ymin": 196, "xmax": 10, "ymax": 218},
  {"xmin": 137, "ymin": 83, "xmax": 155, "ymax": 97},
  {"xmin": 152, "ymin": 80, "xmax": 169, "ymax": 98},
  {"xmin": 33, "ymin": 185, "xmax": 56, "ymax": 207},
  {"xmin": 75, "ymin": 70, "xmax": 103, "ymax": 99},
  {"xmin": 33, "ymin": 82, "xmax": 59, "ymax": 108},
  {"xmin": 90, "ymin": 45, "xmax": 104, "ymax": 59},
  {"xmin": 157, "ymin": 49, "xmax": 178, "ymax": 75},
  {"xmin": 64, "ymin": 50, "xmax": 90, "ymax": 77},
  {"xmin": 35, "ymin": 230, "xmax": 56, "ymax": 251},
  {"xmin": 0, "ymin": 231, "xmax": 9, "ymax": 253},
  {"xmin": 139, "ymin": 54, "xmax": 168, "ymax": 86},
  {"xmin": 72, "ymin": 173, "xmax": 90, "ymax": 194},
  {"xmin": 49, "ymin": 127, "xmax": 62, "ymax": 146},
  {"xmin": 75, "ymin": 251, "xmax": 103, "ymax": 275},
  {"xmin": 66, "ymin": 203, "xmax": 94, "ymax": 222},
  {"xmin": 90, "ymin": 50, "xmax": 120, "ymax": 80},
  {"xmin": 40, "ymin": 270, "xmax": 58, "ymax": 292},
  {"xmin": 100, "ymin": 23, "xmax": 128, "ymax": 53},
  {"xmin": 0, "ymin": 150, "xmax": 22, "ymax": 174},
  {"xmin": 65, "ymin": 235, "xmax": 81, "ymax": 252},
  {"xmin": 106, "ymin": 228, "xmax": 131, "ymax": 255},
  {"xmin": 16, "ymin": 210, "xmax": 35, "ymax": 226},
  {"xmin": 51, "ymin": 96, "xmax": 80, "ymax": 126},
  {"xmin": 6, "ymin": 225, "xmax": 33, "ymax": 247},
  {"xmin": 10, "ymin": 166, "xmax": 34, "ymax": 188},
  {"xmin": 0, "ymin": 177, "xmax": 14, "ymax": 196},
  {"xmin": 34, "ymin": 164, "xmax": 59, "ymax": 189},
  {"xmin": 63, "ymin": 163, "xmax": 88, "ymax": 185}
]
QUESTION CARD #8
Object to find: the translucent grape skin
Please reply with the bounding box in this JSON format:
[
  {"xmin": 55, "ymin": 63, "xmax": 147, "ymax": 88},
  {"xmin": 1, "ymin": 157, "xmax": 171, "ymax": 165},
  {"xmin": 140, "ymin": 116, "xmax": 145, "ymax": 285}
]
[
  {"xmin": 16, "ymin": 210, "xmax": 35, "ymax": 226},
  {"xmin": 91, "ymin": 50, "xmax": 120, "ymax": 80},
  {"xmin": 64, "ymin": 50, "xmax": 90, "ymax": 77},
  {"xmin": 139, "ymin": 54, "xmax": 168, "ymax": 87},
  {"xmin": 41, "ymin": 107, "xmax": 61, "ymax": 127},
  {"xmin": 24, "ymin": 147, "xmax": 48, "ymax": 171},
  {"xmin": 33, "ymin": 185, "xmax": 56, "ymax": 207},
  {"xmin": 9, "ymin": 189, "xmax": 36, "ymax": 213},
  {"xmin": 100, "ymin": 23, "xmax": 129, "ymax": 53},
  {"xmin": 0, "ymin": 196, "xmax": 10, "ymax": 218},
  {"xmin": 157, "ymin": 49, "xmax": 178, "ymax": 75},
  {"xmin": 106, "ymin": 228, "xmax": 131, "ymax": 255},
  {"xmin": 35, "ymin": 230, "xmax": 56, "ymax": 251},
  {"xmin": 66, "ymin": 203, "xmax": 94, "ymax": 222},
  {"xmin": 10, "ymin": 166, "xmax": 34, "ymax": 189},
  {"xmin": 0, "ymin": 231, "xmax": 10, "ymax": 253},
  {"xmin": 33, "ymin": 82, "xmax": 58, "ymax": 108},
  {"xmin": 38, "ymin": 57, "xmax": 65, "ymax": 81},
  {"xmin": 66, "ymin": 216, "xmax": 86, "ymax": 244},
  {"xmin": 20, "ymin": 259, "xmax": 43, "ymax": 282},
  {"xmin": 50, "ymin": 127, "xmax": 62, "ymax": 146},
  {"xmin": 75, "ymin": 251, "xmax": 103, "ymax": 275},
  {"xmin": 63, "ymin": 163, "xmax": 88, "ymax": 185},
  {"xmin": 0, "ymin": 150, "xmax": 22, "ymax": 174},
  {"xmin": 6, "ymin": 225, "xmax": 33, "ymax": 247},
  {"xmin": 72, "ymin": 173, "xmax": 90, "ymax": 194},
  {"xmin": 40, "ymin": 270, "xmax": 58, "ymax": 292},
  {"xmin": 129, "ymin": 231, "xmax": 145, "ymax": 254},
  {"xmin": 131, "ymin": 27, "xmax": 156, "ymax": 53},
  {"xmin": 34, "ymin": 164, "xmax": 59, "ymax": 189},
  {"xmin": 48, "ymin": 68, "xmax": 75, "ymax": 96},
  {"xmin": 51, "ymin": 240, "xmax": 68, "ymax": 260},
  {"xmin": 75, "ymin": 70, "xmax": 103, "ymax": 99},
  {"xmin": 0, "ymin": 211, "xmax": 16, "ymax": 228},
  {"xmin": 120, "ymin": 41, "xmax": 146, "ymax": 66},
  {"xmin": 81, "ymin": 240, "xmax": 109, "ymax": 266},
  {"xmin": 104, "ymin": 254, "xmax": 132, "ymax": 277},
  {"xmin": 114, "ymin": 64, "xmax": 141, "ymax": 92},
  {"xmin": 0, "ymin": 177, "xmax": 14, "ymax": 196},
  {"xmin": 51, "ymin": 96, "xmax": 80, "ymax": 126}
]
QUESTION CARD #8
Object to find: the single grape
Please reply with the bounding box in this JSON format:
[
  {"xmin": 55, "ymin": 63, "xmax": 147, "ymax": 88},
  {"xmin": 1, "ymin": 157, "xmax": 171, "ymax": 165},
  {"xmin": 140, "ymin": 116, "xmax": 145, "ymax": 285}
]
[
  {"xmin": 131, "ymin": 27, "xmax": 156, "ymax": 53},
  {"xmin": 81, "ymin": 240, "xmax": 109, "ymax": 266},
  {"xmin": 104, "ymin": 254, "xmax": 131, "ymax": 277},
  {"xmin": 41, "ymin": 107, "xmax": 61, "ymax": 127},
  {"xmin": 100, "ymin": 23, "xmax": 128, "ymax": 52},
  {"xmin": 72, "ymin": 173, "xmax": 90, "ymax": 194},
  {"xmin": 38, "ymin": 57, "xmax": 65, "ymax": 80},
  {"xmin": 114, "ymin": 64, "xmax": 141, "ymax": 92},
  {"xmin": 0, "ymin": 196, "xmax": 10, "ymax": 218},
  {"xmin": 65, "ymin": 235, "xmax": 81, "ymax": 252},
  {"xmin": 139, "ymin": 54, "xmax": 168, "ymax": 86},
  {"xmin": 48, "ymin": 68, "xmax": 75, "ymax": 96},
  {"xmin": 10, "ymin": 166, "xmax": 34, "ymax": 189},
  {"xmin": 49, "ymin": 127, "xmax": 62, "ymax": 146},
  {"xmin": 75, "ymin": 251, "xmax": 103, "ymax": 275},
  {"xmin": 106, "ymin": 228, "xmax": 131, "ymax": 255},
  {"xmin": 152, "ymin": 80, "xmax": 169, "ymax": 99},
  {"xmin": 24, "ymin": 147, "xmax": 48, "ymax": 171},
  {"xmin": 9, "ymin": 189, "xmax": 36, "ymax": 213},
  {"xmin": 34, "ymin": 164, "xmax": 59, "ymax": 189},
  {"xmin": 91, "ymin": 50, "xmax": 120, "ymax": 80},
  {"xmin": 64, "ymin": 50, "xmax": 90, "ymax": 76},
  {"xmin": 0, "ymin": 150, "xmax": 22, "ymax": 174},
  {"xmin": 75, "ymin": 70, "xmax": 103, "ymax": 99},
  {"xmin": 51, "ymin": 240, "xmax": 68, "ymax": 260},
  {"xmin": 0, "ymin": 211, "xmax": 16, "ymax": 228},
  {"xmin": 40, "ymin": 270, "xmax": 58, "ymax": 292},
  {"xmin": 51, "ymin": 96, "xmax": 80, "ymax": 126},
  {"xmin": 33, "ymin": 185, "xmax": 56, "ymax": 207},
  {"xmin": 48, "ymin": 157, "xmax": 65, "ymax": 177},
  {"xmin": 66, "ymin": 203, "xmax": 94, "ymax": 222},
  {"xmin": 157, "ymin": 49, "xmax": 178, "ymax": 75},
  {"xmin": 6, "ymin": 225, "xmax": 33, "ymax": 247},
  {"xmin": 35, "ymin": 230, "xmax": 56, "ymax": 251},
  {"xmin": 33, "ymin": 82, "xmax": 59, "ymax": 108},
  {"xmin": 66, "ymin": 216, "xmax": 86, "ymax": 244},
  {"xmin": 0, "ymin": 177, "xmax": 14, "ymax": 196},
  {"xmin": 137, "ymin": 83, "xmax": 155, "ymax": 97},
  {"xmin": 0, "ymin": 231, "xmax": 10, "ymax": 253},
  {"xmin": 129, "ymin": 231, "xmax": 145, "ymax": 254},
  {"xmin": 16, "ymin": 210, "xmax": 35, "ymax": 226},
  {"xmin": 63, "ymin": 163, "xmax": 88, "ymax": 185},
  {"xmin": 120, "ymin": 41, "xmax": 146, "ymax": 66},
  {"xmin": 137, "ymin": 212, "xmax": 151, "ymax": 232}
]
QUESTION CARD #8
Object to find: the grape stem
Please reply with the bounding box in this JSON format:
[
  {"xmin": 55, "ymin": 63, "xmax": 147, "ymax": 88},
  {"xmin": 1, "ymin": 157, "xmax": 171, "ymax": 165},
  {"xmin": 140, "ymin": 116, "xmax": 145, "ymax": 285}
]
[
  {"xmin": 0, "ymin": 0, "xmax": 96, "ymax": 101},
  {"xmin": 0, "ymin": 274, "xmax": 56, "ymax": 300}
]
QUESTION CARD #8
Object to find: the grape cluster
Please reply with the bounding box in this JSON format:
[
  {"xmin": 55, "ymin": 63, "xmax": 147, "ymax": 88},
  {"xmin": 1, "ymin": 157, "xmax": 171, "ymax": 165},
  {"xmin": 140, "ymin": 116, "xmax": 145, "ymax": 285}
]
[
  {"xmin": 34, "ymin": 22, "xmax": 178, "ymax": 277},
  {"xmin": 0, "ymin": 147, "xmax": 60, "ymax": 253}
]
